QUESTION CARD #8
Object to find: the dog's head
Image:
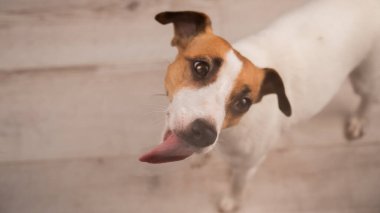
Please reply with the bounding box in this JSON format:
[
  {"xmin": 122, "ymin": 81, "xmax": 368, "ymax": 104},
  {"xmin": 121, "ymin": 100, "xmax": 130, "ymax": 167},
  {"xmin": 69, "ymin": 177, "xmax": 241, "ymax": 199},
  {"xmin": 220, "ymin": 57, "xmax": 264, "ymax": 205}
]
[{"xmin": 140, "ymin": 11, "xmax": 291, "ymax": 163}]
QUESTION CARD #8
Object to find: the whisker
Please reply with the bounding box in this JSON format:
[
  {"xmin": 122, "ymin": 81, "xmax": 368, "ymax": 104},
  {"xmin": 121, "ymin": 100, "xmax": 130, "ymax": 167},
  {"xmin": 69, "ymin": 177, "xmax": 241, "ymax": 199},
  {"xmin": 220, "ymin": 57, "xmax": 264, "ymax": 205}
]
[
  {"xmin": 142, "ymin": 107, "xmax": 165, "ymax": 113},
  {"xmin": 140, "ymin": 104, "xmax": 168, "ymax": 117},
  {"xmin": 150, "ymin": 118, "xmax": 165, "ymax": 127},
  {"xmin": 143, "ymin": 111, "xmax": 165, "ymax": 117},
  {"xmin": 152, "ymin": 93, "xmax": 167, "ymax": 97},
  {"xmin": 141, "ymin": 103, "xmax": 168, "ymax": 110}
]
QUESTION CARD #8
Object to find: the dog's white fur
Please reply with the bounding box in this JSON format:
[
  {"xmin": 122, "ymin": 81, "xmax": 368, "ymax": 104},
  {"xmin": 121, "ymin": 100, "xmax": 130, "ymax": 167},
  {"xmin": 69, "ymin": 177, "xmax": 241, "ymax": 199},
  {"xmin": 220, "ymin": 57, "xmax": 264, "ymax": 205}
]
[
  {"xmin": 168, "ymin": 50, "xmax": 242, "ymax": 138},
  {"xmin": 215, "ymin": 0, "xmax": 380, "ymax": 211}
]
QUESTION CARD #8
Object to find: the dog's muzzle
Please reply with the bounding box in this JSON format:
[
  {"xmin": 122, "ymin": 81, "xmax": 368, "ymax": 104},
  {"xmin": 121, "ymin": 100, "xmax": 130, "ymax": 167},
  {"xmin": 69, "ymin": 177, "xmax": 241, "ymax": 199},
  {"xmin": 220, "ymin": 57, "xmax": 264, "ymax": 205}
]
[
  {"xmin": 179, "ymin": 119, "xmax": 217, "ymax": 148},
  {"xmin": 139, "ymin": 119, "xmax": 217, "ymax": 164}
]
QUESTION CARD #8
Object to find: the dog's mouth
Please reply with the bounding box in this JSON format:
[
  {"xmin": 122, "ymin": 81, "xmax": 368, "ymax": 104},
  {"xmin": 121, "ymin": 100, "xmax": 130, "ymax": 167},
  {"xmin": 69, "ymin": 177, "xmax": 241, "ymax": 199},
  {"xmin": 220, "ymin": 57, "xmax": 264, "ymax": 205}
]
[{"xmin": 139, "ymin": 130, "xmax": 196, "ymax": 164}]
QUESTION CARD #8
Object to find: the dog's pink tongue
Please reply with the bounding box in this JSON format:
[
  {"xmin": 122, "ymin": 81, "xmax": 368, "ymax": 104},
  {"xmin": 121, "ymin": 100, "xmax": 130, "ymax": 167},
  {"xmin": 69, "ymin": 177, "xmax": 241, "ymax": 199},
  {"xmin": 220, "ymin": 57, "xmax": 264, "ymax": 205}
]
[{"xmin": 139, "ymin": 132, "xmax": 194, "ymax": 164}]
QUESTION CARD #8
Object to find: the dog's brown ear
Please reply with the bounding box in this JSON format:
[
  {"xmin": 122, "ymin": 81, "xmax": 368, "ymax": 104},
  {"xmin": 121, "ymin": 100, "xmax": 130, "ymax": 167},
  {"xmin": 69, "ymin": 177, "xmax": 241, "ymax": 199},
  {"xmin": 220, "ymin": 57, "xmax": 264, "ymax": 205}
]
[
  {"xmin": 155, "ymin": 11, "xmax": 212, "ymax": 49},
  {"xmin": 257, "ymin": 68, "xmax": 292, "ymax": 116}
]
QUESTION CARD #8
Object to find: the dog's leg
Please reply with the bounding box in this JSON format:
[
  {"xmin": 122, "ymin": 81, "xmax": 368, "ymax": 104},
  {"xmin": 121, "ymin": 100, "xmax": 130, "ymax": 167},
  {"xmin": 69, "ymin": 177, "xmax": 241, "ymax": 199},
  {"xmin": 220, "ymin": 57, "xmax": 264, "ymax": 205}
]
[
  {"xmin": 345, "ymin": 44, "xmax": 380, "ymax": 140},
  {"xmin": 345, "ymin": 95, "xmax": 371, "ymax": 140},
  {"xmin": 217, "ymin": 115, "xmax": 280, "ymax": 212},
  {"xmin": 218, "ymin": 155, "xmax": 265, "ymax": 213}
]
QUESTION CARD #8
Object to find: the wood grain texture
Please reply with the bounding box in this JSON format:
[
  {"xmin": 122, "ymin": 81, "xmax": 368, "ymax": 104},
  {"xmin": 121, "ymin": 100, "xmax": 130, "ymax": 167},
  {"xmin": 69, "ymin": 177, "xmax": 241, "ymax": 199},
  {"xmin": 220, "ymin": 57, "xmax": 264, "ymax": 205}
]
[{"xmin": 0, "ymin": 0, "xmax": 306, "ymax": 71}]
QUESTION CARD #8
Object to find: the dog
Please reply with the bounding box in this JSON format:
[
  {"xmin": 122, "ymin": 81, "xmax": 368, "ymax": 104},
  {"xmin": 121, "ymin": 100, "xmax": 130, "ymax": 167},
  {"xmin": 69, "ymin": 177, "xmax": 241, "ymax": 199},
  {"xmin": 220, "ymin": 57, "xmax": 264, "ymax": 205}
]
[{"xmin": 140, "ymin": 0, "xmax": 380, "ymax": 211}]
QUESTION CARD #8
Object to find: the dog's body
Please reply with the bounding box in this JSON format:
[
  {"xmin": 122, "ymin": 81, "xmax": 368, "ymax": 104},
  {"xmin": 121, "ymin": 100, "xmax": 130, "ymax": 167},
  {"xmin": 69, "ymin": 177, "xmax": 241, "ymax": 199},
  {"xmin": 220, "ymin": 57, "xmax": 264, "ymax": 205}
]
[
  {"xmin": 219, "ymin": 0, "xmax": 380, "ymax": 210},
  {"xmin": 141, "ymin": 0, "xmax": 380, "ymax": 212}
]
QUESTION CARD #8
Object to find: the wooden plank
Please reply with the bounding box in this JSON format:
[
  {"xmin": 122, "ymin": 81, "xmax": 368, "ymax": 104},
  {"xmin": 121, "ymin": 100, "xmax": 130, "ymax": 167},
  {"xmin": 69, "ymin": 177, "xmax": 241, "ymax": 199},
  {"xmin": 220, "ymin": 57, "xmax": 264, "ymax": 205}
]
[
  {"xmin": 0, "ymin": 0, "xmax": 223, "ymax": 71},
  {"xmin": 218, "ymin": 0, "xmax": 308, "ymax": 41},
  {"xmin": 0, "ymin": 62, "xmax": 379, "ymax": 163},
  {"xmin": 0, "ymin": 141, "xmax": 379, "ymax": 213},
  {"xmin": 0, "ymin": 0, "xmax": 309, "ymax": 72},
  {"xmin": 0, "ymin": 64, "xmax": 167, "ymax": 162}
]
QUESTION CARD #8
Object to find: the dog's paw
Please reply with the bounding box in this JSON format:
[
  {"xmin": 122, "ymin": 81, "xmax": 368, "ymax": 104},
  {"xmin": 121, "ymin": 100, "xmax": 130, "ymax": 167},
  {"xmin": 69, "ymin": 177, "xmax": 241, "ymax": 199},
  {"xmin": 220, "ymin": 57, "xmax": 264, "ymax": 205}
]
[
  {"xmin": 218, "ymin": 195, "xmax": 240, "ymax": 213},
  {"xmin": 345, "ymin": 116, "xmax": 364, "ymax": 140}
]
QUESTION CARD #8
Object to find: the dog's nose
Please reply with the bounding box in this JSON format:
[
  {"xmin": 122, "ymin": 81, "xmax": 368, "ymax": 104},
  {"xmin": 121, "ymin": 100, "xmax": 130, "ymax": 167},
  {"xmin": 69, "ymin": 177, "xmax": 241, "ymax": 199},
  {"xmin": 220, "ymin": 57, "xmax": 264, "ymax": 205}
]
[{"xmin": 180, "ymin": 119, "xmax": 217, "ymax": 148}]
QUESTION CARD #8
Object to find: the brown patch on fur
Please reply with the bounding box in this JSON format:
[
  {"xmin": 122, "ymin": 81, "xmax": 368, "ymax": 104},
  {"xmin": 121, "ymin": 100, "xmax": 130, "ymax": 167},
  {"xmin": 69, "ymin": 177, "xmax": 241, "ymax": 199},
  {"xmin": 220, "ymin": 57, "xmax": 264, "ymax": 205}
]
[
  {"xmin": 165, "ymin": 33, "xmax": 232, "ymax": 100},
  {"xmin": 223, "ymin": 51, "xmax": 265, "ymax": 128},
  {"xmin": 158, "ymin": 11, "xmax": 290, "ymax": 130}
]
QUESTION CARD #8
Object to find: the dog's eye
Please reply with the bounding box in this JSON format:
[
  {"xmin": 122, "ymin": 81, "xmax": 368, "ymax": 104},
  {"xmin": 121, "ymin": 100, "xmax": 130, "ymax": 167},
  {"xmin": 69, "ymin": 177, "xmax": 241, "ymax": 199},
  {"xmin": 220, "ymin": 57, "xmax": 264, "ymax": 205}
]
[
  {"xmin": 193, "ymin": 61, "xmax": 210, "ymax": 78},
  {"xmin": 233, "ymin": 97, "xmax": 252, "ymax": 113}
]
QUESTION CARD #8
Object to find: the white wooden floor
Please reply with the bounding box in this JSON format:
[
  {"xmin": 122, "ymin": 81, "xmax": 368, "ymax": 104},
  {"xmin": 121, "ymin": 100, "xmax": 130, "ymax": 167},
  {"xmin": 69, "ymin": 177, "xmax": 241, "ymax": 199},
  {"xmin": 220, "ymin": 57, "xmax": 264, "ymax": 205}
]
[
  {"xmin": 0, "ymin": 0, "xmax": 379, "ymax": 212},
  {"xmin": 0, "ymin": 67, "xmax": 379, "ymax": 213}
]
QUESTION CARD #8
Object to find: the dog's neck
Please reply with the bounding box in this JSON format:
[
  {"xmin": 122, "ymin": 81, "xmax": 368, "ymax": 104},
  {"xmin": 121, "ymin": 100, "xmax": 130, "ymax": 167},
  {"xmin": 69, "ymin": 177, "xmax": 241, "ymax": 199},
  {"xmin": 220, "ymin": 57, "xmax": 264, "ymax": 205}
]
[{"xmin": 233, "ymin": 35, "xmax": 273, "ymax": 70}]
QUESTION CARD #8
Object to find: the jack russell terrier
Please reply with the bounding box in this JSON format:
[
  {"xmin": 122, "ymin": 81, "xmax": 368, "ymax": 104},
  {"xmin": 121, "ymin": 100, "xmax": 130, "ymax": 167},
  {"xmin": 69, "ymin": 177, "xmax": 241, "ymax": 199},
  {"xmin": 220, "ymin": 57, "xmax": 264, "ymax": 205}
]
[{"xmin": 140, "ymin": 0, "xmax": 380, "ymax": 212}]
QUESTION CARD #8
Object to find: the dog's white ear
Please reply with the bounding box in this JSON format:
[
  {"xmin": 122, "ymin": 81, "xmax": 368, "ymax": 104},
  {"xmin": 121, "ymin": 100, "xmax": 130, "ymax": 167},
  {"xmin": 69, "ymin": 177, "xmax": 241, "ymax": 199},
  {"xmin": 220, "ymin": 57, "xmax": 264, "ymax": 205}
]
[
  {"xmin": 155, "ymin": 11, "xmax": 212, "ymax": 49},
  {"xmin": 257, "ymin": 68, "xmax": 292, "ymax": 116}
]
